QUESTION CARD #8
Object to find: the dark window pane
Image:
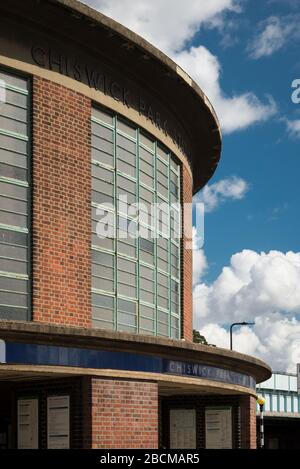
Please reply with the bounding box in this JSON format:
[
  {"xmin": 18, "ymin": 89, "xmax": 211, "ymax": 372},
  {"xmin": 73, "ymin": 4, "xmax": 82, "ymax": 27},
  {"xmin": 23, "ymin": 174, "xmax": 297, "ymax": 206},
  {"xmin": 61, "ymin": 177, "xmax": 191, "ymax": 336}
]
[
  {"xmin": 0, "ymin": 305, "xmax": 28, "ymax": 321},
  {"xmin": 0, "ymin": 196, "xmax": 27, "ymax": 214},
  {"xmin": 92, "ymin": 306, "xmax": 114, "ymax": 322},
  {"xmin": 117, "ymin": 135, "xmax": 136, "ymax": 153},
  {"xmin": 0, "ymin": 276, "xmax": 27, "ymax": 293},
  {"xmin": 92, "ymin": 122, "xmax": 113, "ymax": 141},
  {"xmin": 140, "ymin": 134, "xmax": 154, "ymax": 150},
  {"xmin": 140, "ymin": 238, "xmax": 154, "ymax": 254},
  {"xmin": 140, "ymin": 304, "xmax": 155, "ymax": 319},
  {"xmin": 92, "ymin": 319, "xmax": 114, "ymax": 330},
  {"xmin": 92, "ymin": 135, "xmax": 113, "ymax": 155},
  {"xmin": 170, "ymin": 158, "xmax": 179, "ymax": 172},
  {"xmin": 157, "ymin": 323, "xmax": 168, "ymax": 336},
  {"xmin": 0, "ymin": 181, "xmax": 27, "ymax": 200},
  {"xmin": 92, "ymin": 293, "xmax": 114, "ymax": 309},
  {"xmin": 0, "ymin": 228, "xmax": 27, "ymax": 246},
  {"xmin": 0, "ymin": 243, "xmax": 27, "ymax": 261},
  {"xmin": 0, "ymin": 149, "xmax": 27, "ymax": 169},
  {"xmin": 170, "ymin": 181, "xmax": 178, "ymax": 197},
  {"xmin": 117, "ymin": 120, "xmax": 136, "ymax": 138},
  {"xmin": 92, "ymin": 177, "xmax": 114, "ymax": 196},
  {"xmin": 92, "ymin": 190, "xmax": 114, "ymax": 206},
  {"xmin": 0, "ymin": 116, "xmax": 27, "ymax": 135},
  {"xmin": 118, "ymin": 298, "xmax": 136, "ymax": 314},
  {"xmin": 0, "ymin": 72, "xmax": 28, "ymax": 90},
  {"xmin": 92, "ymin": 108, "xmax": 114, "ymax": 126},
  {"xmin": 0, "ymin": 210, "xmax": 27, "ymax": 228},
  {"xmin": 0, "ymin": 258, "xmax": 27, "ymax": 275},
  {"xmin": 92, "ymin": 250, "xmax": 114, "ymax": 267},
  {"xmin": 140, "ymin": 317, "xmax": 154, "ymax": 331},
  {"xmin": 92, "ymin": 165, "xmax": 114, "ymax": 183},
  {"xmin": 118, "ymin": 284, "xmax": 136, "ymax": 298},
  {"xmin": 0, "ymin": 103, "xmax": 27, "ymax": 123},
  {"xmin": 0, "ymin": 134, "xmax": 27, "ymax": 154},
  {"xmin": 4, "ymin": 89, "xmax": 27, "ymax": 108},
  {"xmin": 92, "ymin": 264, "xmax": 114, "ymax": 280},
  {"xmin": 92, "ymin": 147, "xmax": 114, "ymax": 167},
  {"xmin": 139, "ymin": 265, "xmax": 153, "ymax": 281},
  {"xmin": 118, "ymin": 312, "xmax": 136, "ymax": 326},
  {"xmin": 118, "ymin": 258, "xmax": 136, "ymax": 272},
  {"xmin": 0, "ymin": 291, "xmax": 27, "ymax": 307}
]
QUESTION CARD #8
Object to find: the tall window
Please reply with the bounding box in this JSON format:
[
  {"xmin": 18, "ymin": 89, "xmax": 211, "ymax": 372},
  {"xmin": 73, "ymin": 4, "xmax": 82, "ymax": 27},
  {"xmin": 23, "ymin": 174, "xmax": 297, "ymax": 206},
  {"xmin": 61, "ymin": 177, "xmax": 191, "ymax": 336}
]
[
  {"xmin": 0, "ymin": 69, "xmax": 30, "ymax": 320},
  {"xmin": 91, "ymin": 107, "xmax": 181, "ymax": 339}
]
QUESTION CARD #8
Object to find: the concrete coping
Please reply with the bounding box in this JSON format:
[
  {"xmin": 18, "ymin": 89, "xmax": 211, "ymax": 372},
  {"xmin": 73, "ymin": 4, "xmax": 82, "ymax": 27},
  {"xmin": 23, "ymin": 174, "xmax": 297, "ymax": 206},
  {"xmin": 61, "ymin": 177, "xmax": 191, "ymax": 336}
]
[
  {"xmin": 0, "ymin": 320, "xmax": 272, "ymax": 384},
  {"xmin": 44, "ymin": 0, "xmax": 223, "ymax": 193}
]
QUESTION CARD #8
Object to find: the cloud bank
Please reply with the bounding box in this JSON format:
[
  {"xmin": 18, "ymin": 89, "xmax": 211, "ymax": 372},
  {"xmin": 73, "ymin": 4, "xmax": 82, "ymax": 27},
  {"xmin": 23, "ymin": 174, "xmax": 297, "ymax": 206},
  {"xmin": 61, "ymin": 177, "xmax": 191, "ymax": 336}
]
[
  {"xmin": 193, "ymin": 249, "xmax": 300, "ymax": 372},
  {"xmin": 83, "ymin": 0, "xmax": 276, "ymax": 134},
  {"xmin": 248, "ymin": 15, "xmax": 300, "ymax": 59},
  {"xmin": 193, "ymin": 176, "xmax": 249, "ymax": 212}
]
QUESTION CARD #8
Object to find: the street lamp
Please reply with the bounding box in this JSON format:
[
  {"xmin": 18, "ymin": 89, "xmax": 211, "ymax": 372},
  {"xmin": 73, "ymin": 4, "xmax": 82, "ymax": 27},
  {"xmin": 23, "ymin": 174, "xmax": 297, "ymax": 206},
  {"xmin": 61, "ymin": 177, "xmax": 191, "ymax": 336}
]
[
  {"xmin": 257, "ymin": 396, "xmax": 266, "ymax": 449},
  {"xmin": 230, "ymin": 322, "xmax": 255, "ymax": 350}
]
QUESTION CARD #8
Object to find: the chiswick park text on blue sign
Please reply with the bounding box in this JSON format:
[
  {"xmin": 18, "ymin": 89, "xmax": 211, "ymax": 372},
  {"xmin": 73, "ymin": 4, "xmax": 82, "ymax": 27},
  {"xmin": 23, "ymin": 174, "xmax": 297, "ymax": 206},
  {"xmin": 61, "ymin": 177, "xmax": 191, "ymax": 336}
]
[{"xmin": 0, "ymin": 340, "xmax": 256, "ymax": 390}]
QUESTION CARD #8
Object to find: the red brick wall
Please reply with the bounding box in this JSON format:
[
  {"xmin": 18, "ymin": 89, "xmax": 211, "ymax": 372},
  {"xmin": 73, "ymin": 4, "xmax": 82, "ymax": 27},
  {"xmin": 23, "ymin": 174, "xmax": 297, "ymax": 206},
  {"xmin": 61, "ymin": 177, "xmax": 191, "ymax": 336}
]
[
  {"xmin": 181, "ymin": 164, "xmax": 193, "ymax": 341},
  {"xmin": 83, "ymin": 378, "xmax": 158, "ymax": 449},
  {"xmin": 32, "ymin": 76, "xmax": 91, "ymax": 327},
  {"xmin": 240, "ymin": 395, "xmax": 257, "ymax": 449},
  {"xmin": 31, "ymin": 74, "xmax": 194, "ymax": 339}
]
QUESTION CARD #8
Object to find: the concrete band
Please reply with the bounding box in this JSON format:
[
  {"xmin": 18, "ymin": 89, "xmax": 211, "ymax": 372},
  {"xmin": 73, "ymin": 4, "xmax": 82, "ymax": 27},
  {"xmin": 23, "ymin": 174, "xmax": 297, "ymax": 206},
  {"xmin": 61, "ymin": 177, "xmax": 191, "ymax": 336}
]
[
  {"xmin": 0, "ymin": 364, "xmax": 258, "ymax": 398},
  {"xmin": 0, "ymin": 320, "xmax": 272, "ymax": 384}
]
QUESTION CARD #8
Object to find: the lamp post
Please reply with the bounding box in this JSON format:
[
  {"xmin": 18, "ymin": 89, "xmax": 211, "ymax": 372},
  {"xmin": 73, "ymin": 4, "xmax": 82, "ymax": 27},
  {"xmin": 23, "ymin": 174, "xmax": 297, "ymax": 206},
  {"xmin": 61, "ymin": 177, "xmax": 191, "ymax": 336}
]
[
  {"xmin": 257, "ymin": 396, "xmax": 266, "ymax": 449},
  {"xmin": 229, "ymin": 322, "xmax": 255, "ymax": 350}
]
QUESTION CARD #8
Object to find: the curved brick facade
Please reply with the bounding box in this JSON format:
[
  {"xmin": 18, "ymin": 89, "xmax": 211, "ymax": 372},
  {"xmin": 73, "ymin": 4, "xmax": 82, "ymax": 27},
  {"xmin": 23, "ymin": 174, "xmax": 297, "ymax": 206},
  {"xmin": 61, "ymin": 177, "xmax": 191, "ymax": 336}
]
[
  {"xmin": 0, "ymin": 0, "xmax": 271, "ymax": 450},
  {"xmin": 31, "ymin": 75, "xmax": 194, "ymax": 339}
]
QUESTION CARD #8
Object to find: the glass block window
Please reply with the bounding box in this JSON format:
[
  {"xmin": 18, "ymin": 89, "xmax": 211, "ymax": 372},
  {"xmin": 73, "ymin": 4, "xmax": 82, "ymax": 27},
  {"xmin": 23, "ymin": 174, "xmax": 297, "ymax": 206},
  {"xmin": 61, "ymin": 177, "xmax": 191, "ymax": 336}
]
[
  {"xmin": 0, "ymin": 69, "xmax": 30, "ymax": 320},
  {"xmin": 91, "ymin": 107, "xmax": 181, "ymax": 338}
]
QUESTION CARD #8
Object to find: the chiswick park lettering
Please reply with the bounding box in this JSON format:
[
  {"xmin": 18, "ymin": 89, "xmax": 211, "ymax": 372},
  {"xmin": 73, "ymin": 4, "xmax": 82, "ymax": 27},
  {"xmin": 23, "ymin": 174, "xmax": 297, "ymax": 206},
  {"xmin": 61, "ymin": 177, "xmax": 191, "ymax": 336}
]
[{"xmin": 31, "ymin": 45, "xmax": 190, "ymax": 157}]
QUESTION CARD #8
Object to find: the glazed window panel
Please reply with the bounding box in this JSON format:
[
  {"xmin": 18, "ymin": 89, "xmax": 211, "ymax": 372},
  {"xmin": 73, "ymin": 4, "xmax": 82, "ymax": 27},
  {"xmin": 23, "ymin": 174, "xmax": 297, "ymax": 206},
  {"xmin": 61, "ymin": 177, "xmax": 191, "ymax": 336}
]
[
  {"xmin": 117, "ymin": 216, "xmax": 137, "ymax": 259},
  {"xmin": 0, "ymin": 149, "xmax": 28, "ymax": 169},
  {"xmin": 117, "ymin": 298, "xmax": 137, "ymax": 332},
  {"xmin": 139, "ymin": 264, "xmax": 155, "ymax": 304},
  {"xmin": 92, "ymin": 293, "xmax": 115, "ymax": 329},
  {"xmin": 91, "ymin": 107, "xmax": 181, "ymax": 338},
  {"xmin": 116, "ymin": 133, "xmax": 136, "ymax": 177},
  {"xmin": 0, "ymin": 69, "xmax": 30, "ymax": 321},
  {"xmin": 92, "ymin": 250, "xmax": 115, "ymax": 294}
]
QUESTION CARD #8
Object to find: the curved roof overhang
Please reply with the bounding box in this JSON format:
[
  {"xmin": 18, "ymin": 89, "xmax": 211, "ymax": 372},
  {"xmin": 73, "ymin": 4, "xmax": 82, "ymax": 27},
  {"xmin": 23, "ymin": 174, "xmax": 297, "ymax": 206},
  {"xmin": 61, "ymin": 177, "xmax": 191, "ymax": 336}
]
[
  {"xmin": 0, "ymin": 0, "xmax": 222, "ymax": 194},
  {"xmin": 0, "ymin": 321, "xmax": 271, "ymax": 388}
]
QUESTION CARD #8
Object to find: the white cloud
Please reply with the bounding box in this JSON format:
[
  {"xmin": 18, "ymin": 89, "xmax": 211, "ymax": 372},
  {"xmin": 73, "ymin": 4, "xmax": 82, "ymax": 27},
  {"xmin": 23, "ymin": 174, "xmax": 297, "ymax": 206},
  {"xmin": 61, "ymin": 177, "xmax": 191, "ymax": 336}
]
[
  {"xmin": 192, "ymin": 228, "xmax": 208, "ymax": 287},
  {"xmin": 174, "ymin": 46, "xmax": 277, "ymax": 133},
  {"xmin": 248, "ymin": 15, "xmax": 300, "ymax": 59},
  {"xmin": 85, "ymin": 0, "xmax": 240, "ymax": 54},
  {"xmin": 82, "ymin": 0, "xmax": 277, "ymax": 134},
  {"xmin": 286, "ymin": 119, "xmax": 300, "ymax": 138},
  {"xmin": 193, "ymin": 249, "xmax": 300, "ymax": 372},
  {"xmin": 193, "ymin": 176, "xmax": 249, "ymax": 212}
]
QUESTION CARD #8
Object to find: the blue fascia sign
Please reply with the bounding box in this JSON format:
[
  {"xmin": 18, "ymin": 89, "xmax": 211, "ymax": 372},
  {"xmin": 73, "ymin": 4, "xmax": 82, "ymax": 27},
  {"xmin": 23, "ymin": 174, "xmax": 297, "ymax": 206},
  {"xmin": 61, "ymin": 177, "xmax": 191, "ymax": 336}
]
[{"xmin": 0, "ymin": 340, "xmax": 256, "ymax": 390}]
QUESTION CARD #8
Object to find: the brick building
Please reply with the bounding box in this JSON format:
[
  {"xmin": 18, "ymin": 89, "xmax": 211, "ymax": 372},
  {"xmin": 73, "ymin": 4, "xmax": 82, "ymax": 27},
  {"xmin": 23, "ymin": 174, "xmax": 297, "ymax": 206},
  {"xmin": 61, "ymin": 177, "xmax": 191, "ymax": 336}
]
[{"xmin": 0, "ymin": 0, "xmax": 271, "ymax": 449}]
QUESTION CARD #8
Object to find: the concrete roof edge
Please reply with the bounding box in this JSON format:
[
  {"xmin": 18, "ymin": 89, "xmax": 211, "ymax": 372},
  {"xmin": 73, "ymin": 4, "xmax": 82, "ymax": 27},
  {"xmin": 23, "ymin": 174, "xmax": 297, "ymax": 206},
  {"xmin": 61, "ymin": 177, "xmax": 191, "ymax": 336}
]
[
  {"xmin": 53, "ymin": 0, "xmax": 220, "ymax": 131},
  {"xmin": 0, "ymin": 320, "xmax": 271, "ymax": 384},
  {"xmin": 48, "ymin": 0, "xmax": 222, "ymax": 193}
]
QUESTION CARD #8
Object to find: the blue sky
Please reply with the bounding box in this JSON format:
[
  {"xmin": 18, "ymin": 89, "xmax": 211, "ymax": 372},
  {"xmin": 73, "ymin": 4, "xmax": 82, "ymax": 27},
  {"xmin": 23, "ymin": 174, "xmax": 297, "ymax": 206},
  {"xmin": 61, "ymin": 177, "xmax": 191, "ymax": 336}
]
[
  {"xmin": 196, "ymin": 0, "xmax": 300, "ymax": 281},
  {"xmin": 84, "ymin": 0, "xmax": 300, "ymax": 372}
]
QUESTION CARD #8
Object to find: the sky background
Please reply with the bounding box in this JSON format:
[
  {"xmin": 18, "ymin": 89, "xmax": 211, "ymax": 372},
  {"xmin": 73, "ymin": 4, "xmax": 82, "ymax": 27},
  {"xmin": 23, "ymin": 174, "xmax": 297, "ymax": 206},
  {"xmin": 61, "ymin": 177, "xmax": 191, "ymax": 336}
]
[{"xmin": 82, "ymin": 0, "xmax": 300, "ymax": 373}]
